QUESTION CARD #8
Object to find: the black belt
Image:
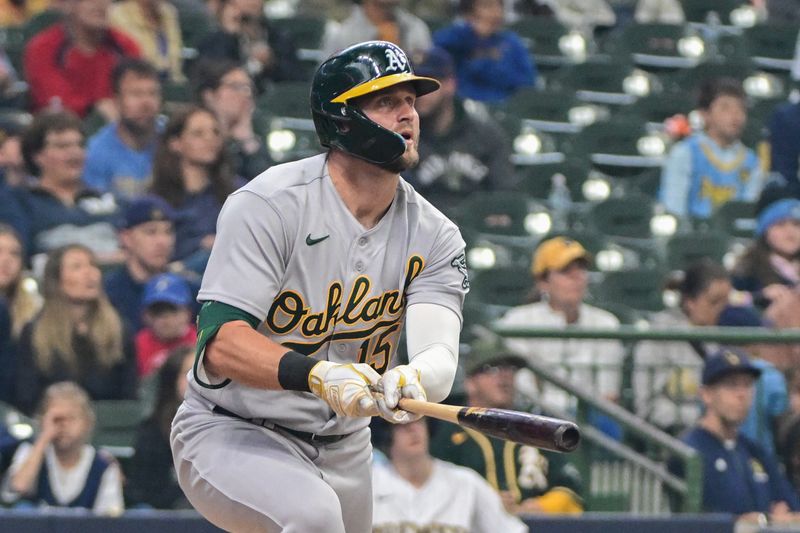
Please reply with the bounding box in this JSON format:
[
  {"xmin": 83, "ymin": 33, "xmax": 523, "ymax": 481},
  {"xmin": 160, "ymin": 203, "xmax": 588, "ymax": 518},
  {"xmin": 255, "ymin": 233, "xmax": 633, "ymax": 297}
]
[{"xmin": 212, "ymin": 405, "xmax": 350, "ymax": 445}]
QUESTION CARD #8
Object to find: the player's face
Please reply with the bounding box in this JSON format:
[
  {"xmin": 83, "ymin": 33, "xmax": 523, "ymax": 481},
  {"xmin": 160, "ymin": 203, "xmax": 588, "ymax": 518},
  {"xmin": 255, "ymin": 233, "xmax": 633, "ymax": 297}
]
[
  {"xmin": 466, "ymin": 366, "xmax": 517, "ymax": 409},
  {"xmin": 59, "ymin": 248, "xmax": 102, "ymax": 303},
  {"xmin": 35, "ymin": 129, "xmax": 85, "ymax": 184},
  {"xmin": 46, "ymin": 398, "xmax": 92, "ymax": 452},
  {"xmin": 389, "ymin": 419, "xmax": 429, "ymax": 461},
  {"xmin": 0, "ymin": 233, "xmax": 23, "ymax": 292},
  {"xmin": 122, "ymin": 220, "xmax": 175, "ymax": 273},
  {"xmin": 170, "ymin": 110, "xmax": 223, "ymax": 168},
  {"xmin": 538, "ymin": 261, "xmax": 589, "ymax": 311},
  {"xmin": 117, "ymin": 73, "xmax": 161, "ymax": 136},
  {"xmin": 683, "ymin": 278, "xmax": 730, "ymax": 326},
  {"xmin": 357, "ymin": 83, "xmax": 420, "ymax": 171},
  {"xmin": 703, "ymin": 95, "xmax": 746, "ymax": 145},
  {"xmin": 765, "ymin": 218, "xmax": 800, "ymax": 258},
  {"xmin": 702, "ymin": 373, "xmax": 756, "ymax": 428}
]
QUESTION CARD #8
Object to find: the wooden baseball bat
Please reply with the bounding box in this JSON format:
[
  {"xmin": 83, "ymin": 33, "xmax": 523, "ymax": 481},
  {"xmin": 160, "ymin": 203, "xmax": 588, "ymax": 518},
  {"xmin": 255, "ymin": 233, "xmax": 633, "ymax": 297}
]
[{"xmin": 398, "ymin": 398, "xmax": 580, "ymax": 453}]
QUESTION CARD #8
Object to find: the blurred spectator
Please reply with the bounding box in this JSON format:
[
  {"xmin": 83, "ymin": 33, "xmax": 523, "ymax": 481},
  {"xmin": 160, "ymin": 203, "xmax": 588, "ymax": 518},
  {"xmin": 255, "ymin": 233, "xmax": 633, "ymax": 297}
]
[
  {"xmin": 433, "ymin": 0, "xmax": 536, "ymax": 103},
  {"xmin": 405, "ymin": 46, "xmax": 514, "ymax": 214},
  {"xmin": 23, "ymin": 0, "xmax": 140, "ymax": 120},
  {"xmin": 0, "ymin": 381, "xmax": 124, "ymax": 514},
  {"xmin": 634, "ymin": 0, "xmax": 684, "ymax": 24},
  {"xmin": 0, "ymin": 116, "xmax": 29, "ymax": 188},
  {"xmin": 430, "ymin": 340, "xmax": 583, "ymax": 515},
  {"xmin": 0, "ymin": 111, "xmax": 122, "ymax": 266},
  {"xmin": 0, "ymin": 0, "xmax": 51, "ymax": 27},
  {"xmin": 0, "ymin": 225, "xmax": 41, "ymax": 403},
  {"xmin": 0, "ymin": 224, "xmax": 41, "ymax": 338},
  {"xmin": 194, "ymin": 59, "xmax": 272, "ymax": 180},
  {"xmin": 660, "ymin": 78, "xmax": 764, "ymax": 220},
  {"xmin": 768, "ymin": 98, "xmax": 800, "ymax": 189},
  {"xmin": 548, "ymin": 0, "xmax": 616, "ymax": 33},
  {"xmin": 135, "ymin": 273, "xmax": 196, "ymax": 378},
  {"xmin": 496, "ymin": 237, "xmax": 623, "ymax": 415},
  {"xmin": 197, "ymin": 0, "xmax": 303, "ymax": 90},
  {"xmin": 126, "ymin": 346, "xmax": 192, "ymax": 509},
  {"xmin": 13, "ymin": 244, "xmax": 137, "ymax": 415},
  {"xmin": 635, "ymin": 259, "xmax": 744, "ymax": 433},
  {"xmin": 109, "ymin": 0, "xmax": 185, "ymax": 83},
  {"xmin": 0, "ymin": 112, "xmax": 121, "ymax": 271},
  {"xmin": 0, "ymin": 46, "xmax": 22, "ymax": 107},
  {"xmin": 150, "ymin": 106, "xmax": 236, "ymax": 271},
  {"xmin": 104, "ymin": 195, "xmax": 176, "ymax": 332},
  {"xmin": 372, "ymin": 418, "xmax": 528, "ymax": 532},
  {"xmin": 669, "ymin": 348, "xmax": 800, "ymax": 523},
  {"xmin": 321, "ymin": 0, "xmax": 432, "ymax": 60},
  {"xmin": 83, "ymin": 59, "xmax": 163, "ymax": 200}
]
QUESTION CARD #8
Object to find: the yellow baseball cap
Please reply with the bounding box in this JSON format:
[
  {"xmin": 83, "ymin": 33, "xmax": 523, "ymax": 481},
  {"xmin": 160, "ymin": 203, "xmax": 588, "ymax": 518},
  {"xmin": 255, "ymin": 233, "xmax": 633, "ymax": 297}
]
[{"xmin": 532, "ymin": 237, "xmax": 591, "ymax": 277}]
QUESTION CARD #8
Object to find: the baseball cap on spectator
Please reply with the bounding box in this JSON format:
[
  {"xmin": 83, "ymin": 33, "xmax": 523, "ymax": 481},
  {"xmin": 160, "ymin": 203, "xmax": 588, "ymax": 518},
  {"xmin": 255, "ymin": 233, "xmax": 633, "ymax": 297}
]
[
  {"xmin": 532, "ymin": 236, "xmax": 591, "ymax": 277},
  {"xmin": 121, "ymin": 195, "xmax": 176, "ymax": 230},
  {"xmin": 717, "ymin": 305, "xmax": 764, "ymax": 327},
  {"xmin": 142, "ymin": 273, "xmax": 192, "ymax": 309},
  {"xmin": 756, "ymin": 198, "xmax": 800, "ymax": 237},
  {"xmin": 702, "ymin": 347, "xmax": 762, "ymax": 386},
  {"xmin": 465, "ymin": 338, "xmax": 530, "ymax": 377},
  {"xmin": 414, "ymin": 46, "xmax": 455, "ymax": 80}
]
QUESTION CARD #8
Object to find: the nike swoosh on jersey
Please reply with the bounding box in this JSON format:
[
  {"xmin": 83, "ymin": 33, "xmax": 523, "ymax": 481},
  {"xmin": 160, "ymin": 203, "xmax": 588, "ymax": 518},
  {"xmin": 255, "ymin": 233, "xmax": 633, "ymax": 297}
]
[{"xmin": 306, "ymin": 233, "xmax": 330, "ymax": 246}]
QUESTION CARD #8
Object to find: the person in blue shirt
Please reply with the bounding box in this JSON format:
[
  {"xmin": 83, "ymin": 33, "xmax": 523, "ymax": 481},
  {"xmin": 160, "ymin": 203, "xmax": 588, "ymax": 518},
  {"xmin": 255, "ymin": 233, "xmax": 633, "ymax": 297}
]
[
  {"xmin": 670, "ymin": 347, "xmax": 800, "ymax": 524},
  {"xmin": 768, "ymin": 100, "xmax": 800, "ymax": 196},
  {"xmin": 83, "ymin": 58, "xmax": 163, "ymax": 200},
  {"xmin": 660, "ymin": 77, "xmax": 764, "ymax": 220},
  {"xmin": 433, "ymin": 0, "xmax": 536, "ymax": 103}
]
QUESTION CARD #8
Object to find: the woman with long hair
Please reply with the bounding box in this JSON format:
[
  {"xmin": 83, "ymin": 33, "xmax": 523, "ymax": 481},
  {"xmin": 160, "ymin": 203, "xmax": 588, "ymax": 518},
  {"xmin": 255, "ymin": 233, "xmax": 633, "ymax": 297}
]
[
  {"xmin": 126, "ymin": 346, "xmax": 193, "ymax": 509},
  {"xmin": 150, "ymin": 106, "xmax": 235, "ymax": 270},
  {"xmin": 13, "ymin": 244, "xmax": 137, "ymax": 415}
]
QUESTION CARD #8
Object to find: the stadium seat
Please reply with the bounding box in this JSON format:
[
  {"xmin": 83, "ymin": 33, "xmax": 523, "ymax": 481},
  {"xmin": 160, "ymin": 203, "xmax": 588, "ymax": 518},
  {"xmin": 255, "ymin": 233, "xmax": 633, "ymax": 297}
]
[
  {"xmin": 565, "ymin": 117, "xmax": 667, "ymax": 177},
  {"xmin": 455, "ymin": 190, "xmax": 537, "ymax": 238},
  {"xmin": 592, "ymin": 267, "xmax": 667, "ymax": 312},
  {"xmin": 627, "ymin": 92, "xmax": 694, "ymax": 128},
  {"xmin": 587, "ymin": 193, "xmax": 656, "ymax": 239},
  {"xmin": 468, "ymin": 264, "xmax": 533, "ymax": 312},
  {"xmin": 665, "ymin": 231, "xmax": 730, "ymax": 271},
  {"xmin": 258, "ymin": 81, "xmax": 311, "ymax": 119},
  {"xmin": 1, "ymin": 27, "xmax": 26, "ymax": 73},
  {"xmin": 92, "ymin": 399, "xmax": 146, "ymax": 458},
  {"xmin": 680, "ymin": 0, "xmax": 740, "ymax": 24},
  {"xmin": 708, "ymin": 199, "xmax": 758, "ymax": 239},
  {"xmin": 178, "ymin": 9, "xmax": 214, "ymax": 51},
  {"xmin": 601, "ymin": 23, "xmax": 704, "ymax": 70},
  {"xmin": 547, "ymin": 62, "xmax": 661, "ymax": 106},
  {"xmin": 508, "ymin": 16, "xmax": 590, "ymax": 72},
  {"xmin": 516, "ymin": 159, "xmax": 591, "ymax": 201},
  {"xmin": 742, "ymin": 24, "xmax": 799, "ymax": 72}
]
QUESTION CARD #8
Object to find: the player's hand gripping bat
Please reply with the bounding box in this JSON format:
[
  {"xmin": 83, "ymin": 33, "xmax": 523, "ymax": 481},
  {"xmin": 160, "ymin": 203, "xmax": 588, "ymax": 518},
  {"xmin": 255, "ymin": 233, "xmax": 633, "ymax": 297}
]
[{"xmin": 397, "ymin": 398, "xmax": 580, "ymax": 453}]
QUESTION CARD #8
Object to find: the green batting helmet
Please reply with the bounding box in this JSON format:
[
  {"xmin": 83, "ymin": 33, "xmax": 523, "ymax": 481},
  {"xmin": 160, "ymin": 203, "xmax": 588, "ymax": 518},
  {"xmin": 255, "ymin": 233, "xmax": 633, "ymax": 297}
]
[{"xmin": 310, "ymin": 41, "xmax": 440, "ymax": 167}]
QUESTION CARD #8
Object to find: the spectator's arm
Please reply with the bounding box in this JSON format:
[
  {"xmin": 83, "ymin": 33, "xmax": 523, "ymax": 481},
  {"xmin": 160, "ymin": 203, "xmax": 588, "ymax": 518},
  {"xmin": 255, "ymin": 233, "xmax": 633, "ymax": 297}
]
[
  {"xmin": 12, "ymin": 323, "xmax": 42, "ymax": 416},
  {"xmin": 0, "ymin": 188, "xmax": 31, "ymax": 258},
  {"xmin": 659, "ymin": 141, "xmax": 692, "ymax": 217},
  {"xmin": 460, "ymin": 36, "xmax": 536, "ymax": 91}
]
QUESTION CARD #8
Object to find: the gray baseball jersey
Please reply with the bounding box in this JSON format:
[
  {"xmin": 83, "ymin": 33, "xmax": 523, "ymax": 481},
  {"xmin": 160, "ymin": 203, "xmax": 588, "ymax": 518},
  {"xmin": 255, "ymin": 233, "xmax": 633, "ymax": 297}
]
[{"xmin": 190, "ymin": 153, "xmax": 469, "ymax": 436}]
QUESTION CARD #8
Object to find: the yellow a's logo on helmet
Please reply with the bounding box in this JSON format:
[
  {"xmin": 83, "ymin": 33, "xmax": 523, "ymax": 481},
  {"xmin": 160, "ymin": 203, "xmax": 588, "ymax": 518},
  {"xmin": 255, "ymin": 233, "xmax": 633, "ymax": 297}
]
[{"xmin": 384, "ymin": 45, "xmax": 408, "ymax": 72}]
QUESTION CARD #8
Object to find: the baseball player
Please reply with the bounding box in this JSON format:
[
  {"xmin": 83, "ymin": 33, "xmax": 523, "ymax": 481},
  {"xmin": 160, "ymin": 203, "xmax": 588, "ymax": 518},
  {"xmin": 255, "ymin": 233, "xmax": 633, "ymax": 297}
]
[{"xmin": 170, "ymin": 40, "xmax": 469, "ymax": 533}]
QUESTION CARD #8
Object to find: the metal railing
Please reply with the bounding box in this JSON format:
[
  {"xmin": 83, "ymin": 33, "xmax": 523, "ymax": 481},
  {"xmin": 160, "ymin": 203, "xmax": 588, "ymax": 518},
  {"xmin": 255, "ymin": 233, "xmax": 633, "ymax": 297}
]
[{"xmin": 490, "ymin": 323, "xmax": 800, "ymax": 513}]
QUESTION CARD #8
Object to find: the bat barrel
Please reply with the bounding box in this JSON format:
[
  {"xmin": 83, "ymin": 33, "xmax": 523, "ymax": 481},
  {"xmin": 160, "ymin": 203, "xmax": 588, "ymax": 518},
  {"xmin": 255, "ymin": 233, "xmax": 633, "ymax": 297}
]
[{"xmin": 458, "ymin": 408, "xmax": 581, "ymax": 453}]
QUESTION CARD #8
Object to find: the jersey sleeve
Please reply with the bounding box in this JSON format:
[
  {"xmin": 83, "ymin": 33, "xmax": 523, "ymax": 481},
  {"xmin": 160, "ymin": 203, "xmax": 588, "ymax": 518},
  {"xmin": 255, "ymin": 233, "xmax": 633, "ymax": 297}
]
[
  {"xmin": 197, "ymin": 190, "xmax": 289, "ymax": 321},
  {"xmin": 405, "ymin": 224, "xmax": 468, "ymax": 321}
]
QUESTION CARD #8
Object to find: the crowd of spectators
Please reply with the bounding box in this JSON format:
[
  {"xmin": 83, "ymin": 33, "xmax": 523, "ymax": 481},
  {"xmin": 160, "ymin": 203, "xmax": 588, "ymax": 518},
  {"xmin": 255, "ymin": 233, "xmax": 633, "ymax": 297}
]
[{"xmin": 0, "ymin": 0, "xmax": 798, "ymax": 523}]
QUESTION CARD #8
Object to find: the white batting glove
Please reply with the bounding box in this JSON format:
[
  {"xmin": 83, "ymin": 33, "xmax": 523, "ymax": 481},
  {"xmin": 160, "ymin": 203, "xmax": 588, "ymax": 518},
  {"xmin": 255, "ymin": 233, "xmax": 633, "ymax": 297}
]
[
  {"xmin": 308, "ymin": 361, "xmax": 381, "ymax": 418},
  {"xmin": 376, "ymin": 365, "xmax": 427, "ymax": 424}
]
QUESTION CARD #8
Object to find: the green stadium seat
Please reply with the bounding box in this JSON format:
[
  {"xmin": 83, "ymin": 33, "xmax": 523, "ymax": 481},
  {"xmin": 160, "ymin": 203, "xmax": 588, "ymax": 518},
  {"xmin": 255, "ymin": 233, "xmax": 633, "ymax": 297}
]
[
  {"xmin": 516, "ymin": 159, "xmax": 591, "ymax": 201},
  {"xmin": 547, "ymin": 61, "xmax": 660, "ymax": 106},
  {"xmin": 178, "ymin": 9, "xmax": 214, "ymax": 51},
  {"xmin": 627, "ymin": 92, "xmax": 694, "ymax": 128},
  {"xmin": 592, "ymin": 267, "xmax": 667, "ymax": 312},
  {"xmin": 468, "ymin": 264, "xmax": 533, "ymax": 311},
  {"xmin": 681, "ymin": 0, "xmax": 740, "ymax": 24},
  {"xmin": 601, "ymin": 23, "xmax": 703, "ymax": 70},
  {"xmin": 508, "ymin": 16, "xmax": 588, "ymax": 72},
  {"xmin": 742, "ymin": 24, "xmax": 799, "ymax": 72},
  {"xmin": 665, "ymin": 231, "xmax": 730, "ymax": 271},
  {"xmin": 92, "ymin": 399, "xmax": 146, "ymax": 458},
  {"xmin": 588, "ymin": 193, "xmax": 656, "ymax": 239},
  {"xmin": 258, "ymin": 81, "xmax": 311, "ymax": 119},
  {"xmin": 455, "ymin": 190, "xmax": 537, "ymax": 238},
  {"xmin": 708, "ymin": 199, "xmax": 758, "ymax": 239}
]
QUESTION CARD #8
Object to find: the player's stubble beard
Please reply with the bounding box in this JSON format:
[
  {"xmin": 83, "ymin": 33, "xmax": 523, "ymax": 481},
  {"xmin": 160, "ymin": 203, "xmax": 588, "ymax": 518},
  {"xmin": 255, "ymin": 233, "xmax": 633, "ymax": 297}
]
[{"xmin": 381, "ymin": 139, "xmax": 419, "ymax": 174}]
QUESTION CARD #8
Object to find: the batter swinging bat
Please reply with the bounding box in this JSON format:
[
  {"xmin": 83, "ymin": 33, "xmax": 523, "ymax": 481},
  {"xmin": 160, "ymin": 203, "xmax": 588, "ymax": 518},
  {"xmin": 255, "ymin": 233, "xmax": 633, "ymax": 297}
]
[{"xmin": 398, "ymin": 398, "xmax": 581, "ymax": 453}]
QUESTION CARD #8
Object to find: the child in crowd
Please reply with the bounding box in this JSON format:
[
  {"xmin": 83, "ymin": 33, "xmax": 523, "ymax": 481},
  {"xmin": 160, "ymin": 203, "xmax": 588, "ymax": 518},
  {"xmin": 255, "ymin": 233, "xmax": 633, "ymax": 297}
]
[
  {"xmin": 1, "ymin": 382, "xmax": 124, "ymax": 515},
  {"xmin": 135, "ymin": 273, "xmax": 196, "ymax": 378}
]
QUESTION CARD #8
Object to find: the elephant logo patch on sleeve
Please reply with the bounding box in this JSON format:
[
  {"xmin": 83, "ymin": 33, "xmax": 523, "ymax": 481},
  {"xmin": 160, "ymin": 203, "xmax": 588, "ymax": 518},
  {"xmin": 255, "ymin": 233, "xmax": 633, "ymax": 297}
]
[{"xmin": 451, "ymin": 252, "xmax": 470, "ymax": 290}]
